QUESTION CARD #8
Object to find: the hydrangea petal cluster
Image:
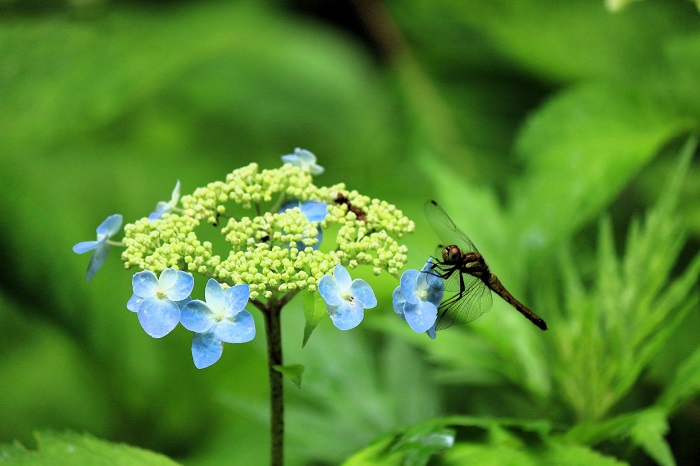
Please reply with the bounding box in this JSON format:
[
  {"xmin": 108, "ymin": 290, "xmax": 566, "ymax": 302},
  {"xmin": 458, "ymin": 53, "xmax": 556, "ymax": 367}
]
[
  {"xmin": 121, "ymin": 161, "xmax": 414, "ymax": 303},
  {"xmin": 149, "ymin": 180, "xmax": 181, "ymax": 221},
  {"xmin": 73, "ymin": 213, "xmax": 123, "ymax": 281},
  {"xmin": 393, "ymin": 260, "xmax": 443, "ymax": 333},
  {"xmin": 181, "ymin": 279, "xmax": 255, "ymax": 369},
  {"xmin": 282, "ymin": 148, "xmax": 324, "ymax": 175},
  {"xmin": 318, "ymin": 264, "xmax": 377, "ymax": 330},
  {"xmin": 129, "ymin": 268, "xmax": 194, "ymax": 338}
]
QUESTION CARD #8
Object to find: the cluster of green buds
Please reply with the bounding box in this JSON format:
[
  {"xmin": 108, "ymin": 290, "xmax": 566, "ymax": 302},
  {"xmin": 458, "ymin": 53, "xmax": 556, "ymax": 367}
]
[{"xmin": 120, "ymin": 153, "xmax": 414, "ymax": 301}]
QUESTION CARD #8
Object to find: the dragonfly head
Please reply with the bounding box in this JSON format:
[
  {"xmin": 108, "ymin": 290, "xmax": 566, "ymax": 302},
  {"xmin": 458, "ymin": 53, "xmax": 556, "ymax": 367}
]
[{"xmin": 442, "ymin": 245, "xmax": 462, "ymax": 264}]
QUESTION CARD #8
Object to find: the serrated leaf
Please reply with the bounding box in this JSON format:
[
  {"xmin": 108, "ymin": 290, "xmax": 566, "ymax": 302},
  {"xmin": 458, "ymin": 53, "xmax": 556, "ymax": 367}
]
[
  {"xmin": 0, "ymin": 431, "xmax": 179, "ymax": 466},
  {"xmin": 272, "ymin": 364, "xmax": 305, "ymax": 389},
  {"xmin": 629, "ymin": 409, "xmax": 675, "ymax": 466},
  {"xmin": 302, "ymin": 290, "xmax": 326, "ymax": 348},
  {"xmin": 659, "ymin": 343, "xmax": 700, "ymax": 413}
]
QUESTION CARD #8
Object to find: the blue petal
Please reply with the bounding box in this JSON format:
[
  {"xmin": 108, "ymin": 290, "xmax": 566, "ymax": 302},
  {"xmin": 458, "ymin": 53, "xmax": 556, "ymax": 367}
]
[
  {"xmin": 333, "ymin": 264, "xmax": 352, "ymax": 291},
  {"xmin": 392, "ymin": 286, "xmax": 406, "ymax": 315},
  {"xmin": 318, "ymin": 274, "xmax": 342, "ymax": 306},
  {"xmin": 148, "ymin": 201, "xmax": 169, "ymax": 221},
  {"xmin": 425, "ymin": 282, "xmax": 444, "ymax": 307},
  {"xmin": 400, "ymin": 269, "xmax": 420, "ymax": 304},
  {"xmin": 85, "ymin": 242, "xmax": 110, "ymax": 281},
  {"xmin": 224, "ymin": 283, "xmax": 250, "ymax": 316},
  {"xmin": 137, "ymin": 297, "xmax": 180, "ymax": 338},
  {"xmin": 165, "ymin": 270, "xmax": 194, "ymax": 301},
  {"xmin": 132, "ymin": 270, "xmax": 159, "ymax": 298},
  {"xmin": 176, "ymin": 296, "xmax": 192, "ymax": 310},
  {"xmin": 281, "ymin": 154, "xmax": 300, "ymax": 165},
  {"xmin": 203, "ymin": 278, "xmax": 225, "ymax": 310},
  {"xmin": 127, "ymin": 294, "xmax": 143, "ymax": 313},
  {"xmin": 181, "ymin": 300, "xmax": 215, "ymax": 333},
  {"xmin": 404, "ymin": 301, "xmax": 439, "ymax": 333},
  {"xmin": 158, "ymin": 268, "xmax": 178, "ymax": 290},
  {"xmin": 72, "ymin": 240, "xmax": 100, "ymax": 254},
  {"xmin": 426, "ymin": 325, "xmax": 437, "ymax": 340},
  {"xmin": 170, "ymin": 180, "xmax": 181, "ymax": 204},
  {"xmin": 423, "ymin": 269, "xmax": 443, "ymax": 295},
  {"xmin": 191, "ymin": 331, "xmax": 224, "ymax": 369},
  {"xmin": 300, "ymin": 200, "xmax": 328, "ymax": 222},
  {"xmin": 350, "ymin": 279, "xmax": 377, "ymax": 309},
  {"xmin": 419, "ymin": 259, "xmax": 435, "ymax": 273},
  {"xmin": 328, "ymin": 300, "xmax": 364, "ymax": 330},
  {"xmin": 96, "ymin": 214, "xmax": 123, "ymax": 238},
  {"xmin": 213, "ymin": 311, "xmax": 256, "ymax": 343}
]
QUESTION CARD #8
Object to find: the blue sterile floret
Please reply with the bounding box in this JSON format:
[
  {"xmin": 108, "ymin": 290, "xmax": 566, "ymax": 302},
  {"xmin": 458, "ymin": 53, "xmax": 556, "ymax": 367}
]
[
  {"xmin": 281, "ymin": 148, "xmax": 324, "ymax": 175},
  {"xmin": 318, "ymin": 264, "xmax": 377, "ymax": 330},
  {"xmin": 73, "ymin": 213, "xmax": 123, "ymax": 281},
  {"xmin": 180, "ymin": 279, "xmax": 255, "ymax": 369},
  {"xmin": 392, "ymin": 259, "xmax": 443, "ymax": 333},
  {"xmin": 129, "ymin": 268, "xmax": 194, "ymax": 338},
  {"xmin": 149, "ymin": 180, "xmax": 181, "ymax": 221}
]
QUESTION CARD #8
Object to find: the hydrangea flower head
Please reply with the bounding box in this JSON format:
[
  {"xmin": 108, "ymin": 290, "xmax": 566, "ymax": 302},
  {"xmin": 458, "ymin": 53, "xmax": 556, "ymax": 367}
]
[
  {"xmin": 281, "ymin": 148, "xmax": 324, "ymax": 175},
  {"xmin": 318, "ymin": 264, "xmax": 377, "ymax": 330},
  {"xmin": 73, "ymin": 213, "xmax": 123, "ymax": 281},
  {"xmin": 130, "ymin": 268, "xmax": 194, "ymax": 338},
  {"xmin": 392, "ymin": 259, "xmax": 443, "ymax": 333},
  {"xmin": 149, "ymin": 180, "xmax": 181, "ymax": 221},
  {"xmin": 181, "ymin": 279, "xmax": 255, "ymax": 369},
  {"xmin": 122, "ymin": 161, "xmax": 414, "ymax": 302}
]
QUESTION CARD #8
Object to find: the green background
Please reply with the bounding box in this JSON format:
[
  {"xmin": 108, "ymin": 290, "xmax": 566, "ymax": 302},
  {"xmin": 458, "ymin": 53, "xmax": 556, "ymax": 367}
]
[{"xmin": 1, "ymin": 0, "xmax": 699, "ymax": 464}]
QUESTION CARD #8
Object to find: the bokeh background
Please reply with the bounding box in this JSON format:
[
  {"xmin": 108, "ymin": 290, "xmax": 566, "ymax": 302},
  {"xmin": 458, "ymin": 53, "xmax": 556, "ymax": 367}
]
[{"xmin": 1, "ymin": 0, "xmax": 700, "ymax": 464}]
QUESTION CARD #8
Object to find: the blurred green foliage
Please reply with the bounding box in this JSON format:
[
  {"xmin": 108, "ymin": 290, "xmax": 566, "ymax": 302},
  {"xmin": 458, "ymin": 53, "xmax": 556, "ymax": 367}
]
[{"xmin": 1, "ymin": 0, "xmax": 699, "ymax": 465}]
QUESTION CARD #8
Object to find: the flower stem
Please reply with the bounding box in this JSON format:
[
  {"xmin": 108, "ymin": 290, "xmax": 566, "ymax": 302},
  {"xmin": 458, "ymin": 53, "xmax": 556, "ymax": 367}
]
[{"xmin": 263, "ymin": 300, "xmax": 284, "ymax": 466}]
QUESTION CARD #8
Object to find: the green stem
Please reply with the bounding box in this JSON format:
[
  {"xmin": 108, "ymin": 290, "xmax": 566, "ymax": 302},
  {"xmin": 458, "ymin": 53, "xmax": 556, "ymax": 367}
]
[{"xmin": 263, "ymin": 300, "xmax": 284, "ymax": 466}]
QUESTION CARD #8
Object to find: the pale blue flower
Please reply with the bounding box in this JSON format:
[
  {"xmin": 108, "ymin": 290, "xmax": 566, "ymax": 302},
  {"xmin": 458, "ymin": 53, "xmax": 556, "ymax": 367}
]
[
  {"xmin": 73, "ymin": 213, "xmax": 123, "ymax": 281},
  {"xmin": 149, "ymin": 180, "xmax": 181, "ymax": 221},
  {"xmin": 281, "ymin": 148, "xmax": 324, "ymax": 175},
  {"xmin": 130, "ymin": 268, "xmax": 194, "ymax": 338},
  {"xmin": 181, "ymin": 279, "xmax": 255, "ymax": 369},
  {"xmin": 392, "ymin": 260, "xmax": 443, "ymax": 333},
  {"xmin": 318, "ymin": 264, "xmax": 377, "ymax": 330}
]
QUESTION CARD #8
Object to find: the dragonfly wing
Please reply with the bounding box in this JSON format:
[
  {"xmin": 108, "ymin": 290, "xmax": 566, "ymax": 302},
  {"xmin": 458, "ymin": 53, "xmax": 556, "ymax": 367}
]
[
  {"xmin": 424, "ymin": 200, "xmax": 479, "ymax": 253},
  {"xmin": 435, "ymin": 279, "xmax": 493, "ymax": 330},
  {"xmin": 424, "ymin": 261, "xmax": 467, "ymax": 293}
]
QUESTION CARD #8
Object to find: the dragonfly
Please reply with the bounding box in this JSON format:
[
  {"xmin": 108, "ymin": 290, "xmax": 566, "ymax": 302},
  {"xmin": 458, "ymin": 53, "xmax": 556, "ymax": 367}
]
[{"xmin": 423, "ymin": 200, "xmax": 547, "ymax": 331}]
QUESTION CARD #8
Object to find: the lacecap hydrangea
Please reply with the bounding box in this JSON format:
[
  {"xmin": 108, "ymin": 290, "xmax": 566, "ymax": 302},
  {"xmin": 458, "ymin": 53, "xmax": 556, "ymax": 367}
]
[{"xmin": 74, "ymin": 149, "xmax": 435, "ymax": 369}]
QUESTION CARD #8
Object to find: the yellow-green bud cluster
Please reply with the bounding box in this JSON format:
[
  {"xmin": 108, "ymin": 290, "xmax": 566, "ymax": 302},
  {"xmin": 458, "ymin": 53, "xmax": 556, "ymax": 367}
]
[{"xmin": 121, "ymin": 163, "xmax": 414, "ymax": 300}]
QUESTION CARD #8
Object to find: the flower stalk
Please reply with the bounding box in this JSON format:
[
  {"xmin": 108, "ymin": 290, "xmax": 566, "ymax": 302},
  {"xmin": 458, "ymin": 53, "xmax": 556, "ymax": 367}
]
[
  {"xmin": 72, "ymin": 149, "xmax": 427, "ymax": 466},
  {"xmin": 262, "ymin": 299, "xmax": 284, "ymax": 466}
]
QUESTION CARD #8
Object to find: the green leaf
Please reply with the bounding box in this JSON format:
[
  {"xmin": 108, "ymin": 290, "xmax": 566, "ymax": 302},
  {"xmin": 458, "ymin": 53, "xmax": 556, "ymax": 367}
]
[
  {"xmin": 272, "ymin": 364, "xmax": 305, "ymax": 389},
  {"xmin": 658, "ymin": 344, "xmax": 700, "ymax": 413},
  {"xmin": 345, "ymin": 416, "xmax": 626, "ymax": 466},
  {"xmin": 512, "ymin": 82, "xmax": 694, "ymax": 250},
  {"xmin": 565, "ymin": 408, "xmax": 674, "ymax": 466},
  {"xmin": 302, "ymin": 290, "xmax": 326, "ymax": 348},
  {"xmin": 344, "ymin": 420, "xmax": 455, "ymax": 466},
  {"xmin": 437, "ymin": 0, "xmax": 699, "ymax": 82},
  {"xmin": 628, "ymin": 409, "xmax": 675, "ymax": 466},
  {"xmin": 0, "ymin": 431, "xmax": 179, "ymax": 465}
]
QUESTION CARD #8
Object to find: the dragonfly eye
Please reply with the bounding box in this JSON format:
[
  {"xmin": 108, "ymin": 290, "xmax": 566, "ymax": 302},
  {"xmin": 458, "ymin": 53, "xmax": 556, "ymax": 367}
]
[{"xmin": 442, "ymin": 245, "xmax": 462, "ymax": 263}]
